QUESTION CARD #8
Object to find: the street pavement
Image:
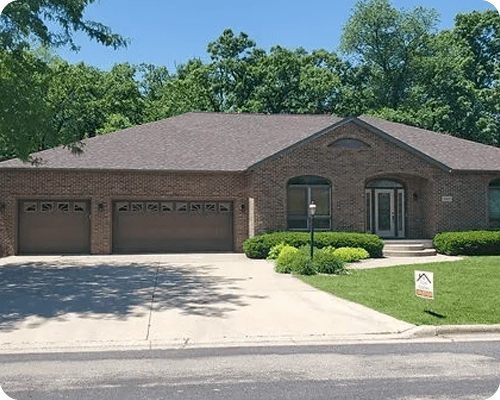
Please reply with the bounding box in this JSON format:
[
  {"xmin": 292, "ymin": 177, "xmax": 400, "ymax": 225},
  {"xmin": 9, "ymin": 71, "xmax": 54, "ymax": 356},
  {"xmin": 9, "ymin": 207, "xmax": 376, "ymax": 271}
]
[{"xmin": 0, "ymin": 253, "xmax": 497, "ymax": 353}]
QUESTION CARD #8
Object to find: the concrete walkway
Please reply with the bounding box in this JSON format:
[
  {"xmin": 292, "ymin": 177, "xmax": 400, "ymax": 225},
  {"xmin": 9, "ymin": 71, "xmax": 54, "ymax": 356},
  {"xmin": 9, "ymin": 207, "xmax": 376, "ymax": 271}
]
[
  {"xmin": 0, "ymin": 253, "xmax": 495, "ymax": 353},
  {"xmin": 351, "ymin": 254, "xmax": 462, "ymax": 269}
]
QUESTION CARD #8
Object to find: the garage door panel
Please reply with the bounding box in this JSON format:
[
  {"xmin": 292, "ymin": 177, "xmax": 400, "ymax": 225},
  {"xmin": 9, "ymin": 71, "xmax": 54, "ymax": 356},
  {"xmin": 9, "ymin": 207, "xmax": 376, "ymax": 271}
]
[
  {"xmin": 18, "ymin": 200, "xmax": 90, "ymax": 254},
  {"xmin": 113, "ymin": 201, "xmax": 233, "ymax": 253}
]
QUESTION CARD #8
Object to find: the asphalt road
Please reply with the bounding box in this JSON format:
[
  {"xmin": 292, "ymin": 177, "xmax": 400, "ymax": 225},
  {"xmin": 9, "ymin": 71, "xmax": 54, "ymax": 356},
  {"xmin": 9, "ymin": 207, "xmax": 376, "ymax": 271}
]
[{"xmin": 2, "ymin": 341, "xmax": 499, "ymax": 400}]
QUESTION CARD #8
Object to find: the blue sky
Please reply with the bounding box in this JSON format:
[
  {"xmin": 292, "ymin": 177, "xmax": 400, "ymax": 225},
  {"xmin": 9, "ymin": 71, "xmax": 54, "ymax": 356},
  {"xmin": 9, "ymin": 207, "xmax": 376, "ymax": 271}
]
[{"xmin": 1, "ymin": 0, "xmax": 499, "ymax": 72}]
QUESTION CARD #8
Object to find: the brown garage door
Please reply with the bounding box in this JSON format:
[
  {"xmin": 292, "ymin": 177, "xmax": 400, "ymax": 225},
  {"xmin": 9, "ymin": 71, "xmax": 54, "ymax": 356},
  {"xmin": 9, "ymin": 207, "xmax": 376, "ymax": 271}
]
[
  {"xmin": 112, "ymin": 201, "xmax": 233, "ymax": 253},
  {"xmin": 18, "ymin": 200, "xmax": 91, "ymax": 254}
]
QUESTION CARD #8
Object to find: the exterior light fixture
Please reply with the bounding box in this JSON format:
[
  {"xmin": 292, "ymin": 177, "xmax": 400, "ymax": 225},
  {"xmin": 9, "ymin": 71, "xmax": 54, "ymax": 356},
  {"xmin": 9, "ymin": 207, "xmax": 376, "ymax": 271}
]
[{"xmin": 309, "ymin": 202, "xmax": 316, "ymax": 259}]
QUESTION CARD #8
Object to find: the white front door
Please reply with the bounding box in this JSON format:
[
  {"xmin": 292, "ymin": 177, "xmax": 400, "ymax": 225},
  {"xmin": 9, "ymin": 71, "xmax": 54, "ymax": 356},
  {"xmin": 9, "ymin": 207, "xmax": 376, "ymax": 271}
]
[{"xmin": 374, "ymin": 189, "xmax": 395, "ymax": 237}]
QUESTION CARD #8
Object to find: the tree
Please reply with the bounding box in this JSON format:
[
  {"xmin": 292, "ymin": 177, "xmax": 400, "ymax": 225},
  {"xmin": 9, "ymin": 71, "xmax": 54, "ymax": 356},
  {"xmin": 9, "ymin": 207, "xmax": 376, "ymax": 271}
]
[
  {"xmin": 373, "ymin": 10, "xmax": 500, "ymax": 146},
  {"xmin": 0, "ymin": 0, "xmax": 128, "ymax": 160},
  {"xmin": 206, "ymin": 29, "xmax": 258, "ymax": 112},
  {"xmin": 0, "ymin": 49, "xmax": 53, "ymax": 160},
  {"xmin": 339, "ymin": 0, "xmax": 439, "ymax": 108},
  {"xmin": 0, "ymin": 0, "xmax": 128, "ymax": 51}
]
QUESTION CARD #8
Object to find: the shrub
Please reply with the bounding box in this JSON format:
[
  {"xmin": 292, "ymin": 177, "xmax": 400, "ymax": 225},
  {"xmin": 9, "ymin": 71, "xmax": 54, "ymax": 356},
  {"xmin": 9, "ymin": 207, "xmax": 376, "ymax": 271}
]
[
  {"xmin": 313, "ymin": 248, "xmax": 346, "ymax": 274},
  {"xmin": 295, "ymin": 258, "xmax": 317, "ymax": 276},
  {"xmin": 332, "ymin": 247, "xmax": 370, "ymax": 263},
  {"xmin": 267, "ymin": 243, "xmax": 287, "ymax": 260},
  {"xmin": 275, "ymin": 245, "xmax": 309, "ymax": 274},
  {"xmin": 433, "ymin": 231, "xmax": 500, "ymax": 256},
  {"xmin": 243, "ymin": 231, "xmax": 383, "ymax": 259}
]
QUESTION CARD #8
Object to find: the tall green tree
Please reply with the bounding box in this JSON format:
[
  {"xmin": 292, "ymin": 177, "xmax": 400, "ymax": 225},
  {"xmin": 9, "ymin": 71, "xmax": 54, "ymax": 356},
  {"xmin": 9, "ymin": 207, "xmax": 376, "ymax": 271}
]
[
  {"xmin": 206, "ymin": 29, "xmax": 258, "ymax": 112},
  {"xmin": 374, "ymin": 10, "xmax": 500, "ymax": 146},
  {"xmin": 339, "ymin": 0, "xmax": 439, "ymax": 109},
  {"xmin": 0, "ymin": 0, "xmax": 128, "ymax": 160}
]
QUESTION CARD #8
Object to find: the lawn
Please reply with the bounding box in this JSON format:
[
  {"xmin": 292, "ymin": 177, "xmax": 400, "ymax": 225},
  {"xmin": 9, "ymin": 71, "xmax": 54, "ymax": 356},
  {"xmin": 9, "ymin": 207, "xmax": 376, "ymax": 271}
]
[{"xmin": 299, "ymin": 256, "xmax": 500, "ymax": 326}]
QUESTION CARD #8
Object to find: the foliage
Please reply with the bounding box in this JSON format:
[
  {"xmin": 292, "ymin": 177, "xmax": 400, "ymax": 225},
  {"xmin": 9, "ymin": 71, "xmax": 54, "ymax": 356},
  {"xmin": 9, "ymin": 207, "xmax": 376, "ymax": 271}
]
[
  {"xmin": 274, "ymin": 245, "xmax": 307, "ymax": 274},
  {"xmin": 295, "ymin": 258, "xmax": 318, "ymax": 276},
  {"xmin": 2, "ymin": 6, "xmax": 500, "ymax": 161},
  {"xmin": 371, "ymin": 9, "xmax": 500, "ymax": 146},
  {"xmin": 0, "ymin": 48, "xmax": 53, "ymax": 161},
  {"xmin": 300, "ymin": 257, "xmax": 500, "ymax": 325},
  {"xmin": 0, "ymin": 0, "xmax": 128, "ymax": 51},
  {"xmin": 267, "ymin": 243, "xmax": 288, "ymax": 260},
  {"xmin": 242, "ymin": 231, "xmax": 384, "ymax": 259},
  {"xmin": 332, "ymin": 247, "xmax": 370, "ymax": 263},
  {"xmin": 433, "ymin": 231, "xmax": 500, "ymax": 256},
  {"xmin": 339, "ymin": 0, "xmax": 440, "ymax": 109},
  {"xmin": 273, "ymin": 244, "xmax": 347, "ymax": 275},
  {"xmin": 313, "ymin": 248, "xmax": 347, "ymax": 274}
]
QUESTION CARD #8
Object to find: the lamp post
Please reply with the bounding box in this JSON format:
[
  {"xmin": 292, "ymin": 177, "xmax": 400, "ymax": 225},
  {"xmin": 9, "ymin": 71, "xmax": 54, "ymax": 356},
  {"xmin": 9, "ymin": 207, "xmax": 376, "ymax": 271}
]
[{"xmin": 309, "ymin": 202, "xmax": 316, "ymax": 260}]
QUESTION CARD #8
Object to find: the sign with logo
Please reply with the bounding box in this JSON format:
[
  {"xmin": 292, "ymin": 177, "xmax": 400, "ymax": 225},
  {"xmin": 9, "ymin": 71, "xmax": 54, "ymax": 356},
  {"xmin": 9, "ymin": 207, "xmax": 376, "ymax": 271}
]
[{"xmin": 415, "ymin": 270, "xmax": 434, "ymax": 300}]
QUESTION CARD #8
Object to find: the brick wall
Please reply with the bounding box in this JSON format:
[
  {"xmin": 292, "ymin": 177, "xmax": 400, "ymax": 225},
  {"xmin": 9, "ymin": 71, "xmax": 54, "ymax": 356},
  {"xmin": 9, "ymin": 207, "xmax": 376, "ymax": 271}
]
[
  {"xmin": 249, "ymin": 121, "xmax": 497, "ymax": 239},
  {"xmin": 0, "ymin": 120, "xmax": 497, "ymax": 256},
  {"xmin": 0, "ymin": 169, "xmax": 249, "ymax": 256}
]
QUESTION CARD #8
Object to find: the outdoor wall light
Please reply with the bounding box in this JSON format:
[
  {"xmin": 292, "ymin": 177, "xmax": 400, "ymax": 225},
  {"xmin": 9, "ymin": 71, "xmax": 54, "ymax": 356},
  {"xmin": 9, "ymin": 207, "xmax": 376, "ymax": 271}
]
[{"xmin": 309, "ymin": 202, "xmax": 316, "ymax": 259}]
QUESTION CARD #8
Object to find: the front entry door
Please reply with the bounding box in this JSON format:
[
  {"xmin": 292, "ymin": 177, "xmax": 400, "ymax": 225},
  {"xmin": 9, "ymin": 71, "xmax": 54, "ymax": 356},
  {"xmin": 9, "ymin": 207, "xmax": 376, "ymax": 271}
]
[{"xmin": 374, "ymin": 189, "xmax": 395, "ymax": 237}]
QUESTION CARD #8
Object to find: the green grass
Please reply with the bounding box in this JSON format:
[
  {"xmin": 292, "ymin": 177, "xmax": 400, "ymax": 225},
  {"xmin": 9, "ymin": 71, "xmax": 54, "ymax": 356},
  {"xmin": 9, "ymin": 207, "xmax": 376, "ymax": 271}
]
[{"xmin": 299, "ymin": 256, "xmax": 500, "ymax": 326}]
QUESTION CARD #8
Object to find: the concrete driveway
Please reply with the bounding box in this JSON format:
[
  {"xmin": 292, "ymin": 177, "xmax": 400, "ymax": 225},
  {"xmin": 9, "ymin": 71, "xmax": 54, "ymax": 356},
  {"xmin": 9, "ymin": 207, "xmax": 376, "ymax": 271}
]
[{"xmin": 0, "ymin": 254, "xmax": 413, "ymax": 352}]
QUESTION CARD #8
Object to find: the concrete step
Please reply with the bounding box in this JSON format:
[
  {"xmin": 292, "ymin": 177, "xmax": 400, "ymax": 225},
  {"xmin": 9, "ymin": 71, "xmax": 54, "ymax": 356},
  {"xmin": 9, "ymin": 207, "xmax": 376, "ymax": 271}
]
[
  {"xmin": 384, "ymin": 243, "xmax": 427, "ymax": 251},
  {"xmin": 383, "ymin": 248, "xmax": 437, "ymax": 257},
  {"xmin": 383, "ymin": 240, "xmax": 436, "ymax": 257}
]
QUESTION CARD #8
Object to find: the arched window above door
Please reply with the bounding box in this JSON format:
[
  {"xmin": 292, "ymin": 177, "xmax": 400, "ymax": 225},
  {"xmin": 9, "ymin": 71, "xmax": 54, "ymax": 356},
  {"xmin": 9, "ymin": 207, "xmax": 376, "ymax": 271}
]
[
  {"xmin": 287, "ymin": 176, "xmax": 331, "ymax": 230},
  {"xmin": 366, "ymin": 179, "xmax": 404, "ymax": 188}
]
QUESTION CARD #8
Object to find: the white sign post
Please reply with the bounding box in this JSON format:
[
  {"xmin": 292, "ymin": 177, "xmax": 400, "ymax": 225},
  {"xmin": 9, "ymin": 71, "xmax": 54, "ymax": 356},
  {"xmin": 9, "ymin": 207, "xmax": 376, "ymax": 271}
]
[{"xmin": 415, "ymin": 270, "xmax": 434, "ymax": 300}]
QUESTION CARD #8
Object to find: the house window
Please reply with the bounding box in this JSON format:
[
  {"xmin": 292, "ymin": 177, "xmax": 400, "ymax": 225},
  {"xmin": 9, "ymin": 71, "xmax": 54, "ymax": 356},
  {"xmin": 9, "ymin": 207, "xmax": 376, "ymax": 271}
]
[
  {"xmin": 287, "ymin": 176, "xmax": 331, "ymax": 230},
  {"xmin": 328, "ymin": 138, "xmax": 370, "ymax": 149},
  {"xmin": 489, "ymin": 179, "xmax": 500, "ymax": 227}
]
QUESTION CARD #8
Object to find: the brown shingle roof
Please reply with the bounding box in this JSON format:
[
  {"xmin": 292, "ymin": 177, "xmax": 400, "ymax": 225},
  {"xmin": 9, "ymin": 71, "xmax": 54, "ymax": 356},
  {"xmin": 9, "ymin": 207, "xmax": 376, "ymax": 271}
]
[
  {"xmin": 358, "ymin": 115, "xmax": 500, "ymax": 172},
  {"xmin": 0, "ymin": 112, "xmax": 499, "ymax": 172},
  {"xmin": 0, "ymin": 112, "xmax": 341, "ymax": 172}
]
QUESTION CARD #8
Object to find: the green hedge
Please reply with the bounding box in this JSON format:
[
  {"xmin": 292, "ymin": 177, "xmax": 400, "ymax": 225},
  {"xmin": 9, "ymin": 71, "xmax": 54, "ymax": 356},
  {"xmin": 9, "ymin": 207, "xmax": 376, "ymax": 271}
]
[
  {"xmin": 433, "ymin": 231, "xmax": 500, "ymax": 256},
  {"xmin": 243, "ymin": 231, "xmax": 384, "ymax": 259}
]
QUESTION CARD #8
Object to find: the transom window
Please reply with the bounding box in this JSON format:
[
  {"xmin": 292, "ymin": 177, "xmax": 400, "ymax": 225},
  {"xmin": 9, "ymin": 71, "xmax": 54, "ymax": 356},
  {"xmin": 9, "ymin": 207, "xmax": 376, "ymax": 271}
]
[
  {"xmin": 287, "ymin": 176, "xmax": 331, "ymax": 230},
  {"xmin": 366, "ymin": 179, "xmax": 404, "ymax": 188},
  {"xmin": 489, "ymin": 179, "xmax": 500, "ymax": 227}
]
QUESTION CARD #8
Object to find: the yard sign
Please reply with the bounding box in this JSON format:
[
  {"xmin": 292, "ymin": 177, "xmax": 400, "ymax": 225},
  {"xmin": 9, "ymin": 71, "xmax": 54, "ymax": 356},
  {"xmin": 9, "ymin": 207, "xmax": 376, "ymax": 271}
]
[{"xmin": 415, "ymin": 270, "xmax": 434, "ymax": 300}]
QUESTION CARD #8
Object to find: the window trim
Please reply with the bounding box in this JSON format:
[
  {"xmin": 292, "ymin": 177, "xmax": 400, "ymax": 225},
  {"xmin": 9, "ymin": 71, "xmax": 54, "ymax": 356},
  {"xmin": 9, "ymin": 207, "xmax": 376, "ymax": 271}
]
[
  {"xmin": 489, "ymin": 179, "xmax": 500, "ymax": 226},
  {"xmin": 287, "ymin": 176, "xmax": 331, "ymax": 230}
]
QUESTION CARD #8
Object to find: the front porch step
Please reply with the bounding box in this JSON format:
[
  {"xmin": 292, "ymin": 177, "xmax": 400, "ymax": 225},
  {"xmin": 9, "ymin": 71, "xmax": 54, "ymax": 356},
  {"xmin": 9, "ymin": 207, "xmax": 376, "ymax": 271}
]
[{"xmin": 383, "ymin": 240, "xmax": 437, "ymax": 257}]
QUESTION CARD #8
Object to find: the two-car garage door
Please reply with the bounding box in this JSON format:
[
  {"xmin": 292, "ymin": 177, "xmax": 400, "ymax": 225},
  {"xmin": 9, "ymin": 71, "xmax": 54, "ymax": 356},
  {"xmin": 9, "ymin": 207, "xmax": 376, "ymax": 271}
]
[
  {"xmin": 112, "ymin": 200, "xmax": 233, "ymax": 253},
  {"xmin": 18, "ymin": 200, "xmax": 233, "ymax": 254}
]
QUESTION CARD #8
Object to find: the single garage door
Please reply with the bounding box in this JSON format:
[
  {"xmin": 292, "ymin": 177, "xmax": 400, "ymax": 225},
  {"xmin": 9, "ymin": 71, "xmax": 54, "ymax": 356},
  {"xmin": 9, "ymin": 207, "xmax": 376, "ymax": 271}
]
[
  {"xmin": 113, "ymin": 201, "xmax": 233, "ymax": 253},
  {"xmin": 18, "ymin": 200, "xmax": 91, "ymax": 254}
]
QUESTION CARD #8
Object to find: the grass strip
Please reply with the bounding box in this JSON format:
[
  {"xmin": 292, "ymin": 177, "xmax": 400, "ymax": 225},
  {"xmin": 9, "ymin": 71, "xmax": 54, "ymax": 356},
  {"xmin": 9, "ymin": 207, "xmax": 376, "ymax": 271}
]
[{"xmin": 299, "ymin": 256, "xmax": 500, "ymax": 326}]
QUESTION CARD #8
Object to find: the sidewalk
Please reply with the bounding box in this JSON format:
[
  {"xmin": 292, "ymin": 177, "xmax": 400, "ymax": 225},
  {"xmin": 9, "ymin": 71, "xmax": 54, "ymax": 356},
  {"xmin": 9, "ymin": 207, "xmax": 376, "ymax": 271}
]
[{"xmin": 0, "ymin": 253, "xmax": 497, "ymax": 353}]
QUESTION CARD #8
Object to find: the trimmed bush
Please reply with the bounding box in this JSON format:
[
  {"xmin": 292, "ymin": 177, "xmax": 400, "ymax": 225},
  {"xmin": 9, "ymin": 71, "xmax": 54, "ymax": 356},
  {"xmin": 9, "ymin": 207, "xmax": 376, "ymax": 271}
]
[
  {"xmin": 243, "ymin": 231, "xmax": 383, "ymax": 259},
  {"xmin": 433, "ymin": 231, "xmax": 500, "ymax": 256},
  {"xmin": 332, "ymin": 247, "xmax": 370, "ymax": 263},
  {"xmin": 313, "ymin": 248, "xmax": 346, "ymax": 274},
  {"xmin": 267, "ymin": 243, "xmax": 287, "ymax": 260},
  {"xmin": 275, "ymin": 245, "xmax": 308, "ymax": 274}
]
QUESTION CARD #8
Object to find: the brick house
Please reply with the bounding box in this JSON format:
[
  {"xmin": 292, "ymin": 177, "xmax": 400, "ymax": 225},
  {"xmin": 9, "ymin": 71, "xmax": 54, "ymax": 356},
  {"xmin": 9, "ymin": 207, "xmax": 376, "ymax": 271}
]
[{"xmin": 0, "ymin": 112, "xmax": 499, "ymax": 255}]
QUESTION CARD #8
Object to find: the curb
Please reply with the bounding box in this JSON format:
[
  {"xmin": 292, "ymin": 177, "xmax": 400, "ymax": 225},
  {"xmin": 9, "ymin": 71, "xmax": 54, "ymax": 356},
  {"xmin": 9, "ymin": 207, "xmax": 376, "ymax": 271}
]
[
  {"xmin": 1, "ymin": 327, "xmax": 499, "ymax": 354},
  {"xmin": 400, "ymin": 324, "xmax": 500, "ymax": 339}
]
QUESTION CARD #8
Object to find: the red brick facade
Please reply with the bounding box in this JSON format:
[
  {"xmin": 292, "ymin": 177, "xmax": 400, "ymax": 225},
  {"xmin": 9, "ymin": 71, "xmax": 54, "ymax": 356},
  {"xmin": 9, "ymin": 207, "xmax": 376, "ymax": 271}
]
[{"xmin": 0, "ymin": 119, "xmax": 498, "ymax": 256}]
